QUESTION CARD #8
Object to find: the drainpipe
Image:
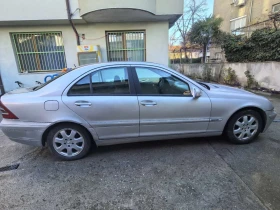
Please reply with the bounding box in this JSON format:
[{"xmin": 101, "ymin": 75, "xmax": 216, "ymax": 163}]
[
  {"xmin": 248, "ymin": 0, "xmax": 254, "ymax": 37},
  {"xmin": 65, "ymin": 0, "xmax": 80, "ymax": 45}
]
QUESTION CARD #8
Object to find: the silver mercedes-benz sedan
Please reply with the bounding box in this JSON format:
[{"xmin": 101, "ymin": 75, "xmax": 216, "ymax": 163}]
[{"xmin": 0, "ymin": 62, "xmax": 277, "ymax": 160}]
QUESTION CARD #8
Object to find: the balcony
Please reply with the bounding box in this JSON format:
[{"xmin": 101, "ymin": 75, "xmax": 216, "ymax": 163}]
[
  {"xmin": 0, "ymin": 0, "xmax": 83, "ymax": 26},
  {"xmin": 78, "ymin": 0, "xmax": 184, "ymax": 27}
]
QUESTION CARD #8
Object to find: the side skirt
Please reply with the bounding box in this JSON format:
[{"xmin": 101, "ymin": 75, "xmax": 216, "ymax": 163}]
[{"xmin": 95, "ymin": 132, "xmax": 222, "ymax": 146}]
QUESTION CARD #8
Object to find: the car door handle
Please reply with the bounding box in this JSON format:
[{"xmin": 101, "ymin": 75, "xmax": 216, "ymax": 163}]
[
  {"xmin": 75, "ymin": 101, "xmax": 92, "ymax": 107},
  {"xmin": 140, "ymin": 100, "xmax": 157, "ymax": 106}
]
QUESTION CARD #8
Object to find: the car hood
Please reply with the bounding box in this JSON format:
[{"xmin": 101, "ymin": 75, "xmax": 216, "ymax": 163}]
[{"xmin": 204, "ymin": 82, "xmax": 253, "ymax": 95}]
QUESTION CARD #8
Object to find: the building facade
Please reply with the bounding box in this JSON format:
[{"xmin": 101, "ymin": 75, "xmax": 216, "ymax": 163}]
[
  {"xmin": 0, "ymin": 0, "xmax": 183, "ymax": 91},
  {"xmin": 211, "ymin": 0, "xmax": 280, "ymax": 61}
]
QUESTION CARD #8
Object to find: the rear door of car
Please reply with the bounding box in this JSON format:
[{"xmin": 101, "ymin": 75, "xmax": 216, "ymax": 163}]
[
  {"xmin": 131, "ymin": 65, "xmax": 211, "ymax": 137},
  {"xmin": 62, "ymin": 65, "xmax": 139, "ymax": 140}
]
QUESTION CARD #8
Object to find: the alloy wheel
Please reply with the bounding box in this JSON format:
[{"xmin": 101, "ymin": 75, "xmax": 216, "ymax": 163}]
[
  {"xmin": 233, "ymin": 115, "xmax": 259, "ymax": 141},
  {"xmin": 53, "ymin": 128, "xmax": 85, "ymax": 157}
]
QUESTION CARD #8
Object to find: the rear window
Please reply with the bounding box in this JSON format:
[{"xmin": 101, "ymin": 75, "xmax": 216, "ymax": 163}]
[{"xmin": 33, "ymin": 73, "xmax": 67, "ymax": 91}]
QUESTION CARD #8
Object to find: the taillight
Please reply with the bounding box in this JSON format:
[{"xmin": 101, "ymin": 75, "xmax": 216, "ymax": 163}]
[{"xmin": 0, "ymin": 101, "xmax": 18, "ymax": 119}]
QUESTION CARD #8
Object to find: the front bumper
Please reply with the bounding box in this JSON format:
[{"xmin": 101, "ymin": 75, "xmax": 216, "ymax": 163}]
[
  {"xmin": 263, "ymin": 110, "xmax": 277, "ymax": 132},
  {"xmin": 0, "ymin": 119, "xmax": 50, "ymax": 146}
]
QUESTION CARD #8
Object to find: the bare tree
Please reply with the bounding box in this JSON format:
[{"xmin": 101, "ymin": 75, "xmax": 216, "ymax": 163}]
[{"xmin": 169, "ymin": 0, "xmax": 207, "ymax": 63}]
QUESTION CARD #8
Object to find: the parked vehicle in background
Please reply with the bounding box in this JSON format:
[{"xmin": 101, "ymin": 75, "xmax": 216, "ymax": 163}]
[{"xmin": 0, "ymin": 62, "xmax": 277, "ymax": 160}]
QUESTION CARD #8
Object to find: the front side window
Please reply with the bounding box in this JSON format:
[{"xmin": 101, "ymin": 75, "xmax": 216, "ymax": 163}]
[
  {"xmin": 11, "ymin": 32, "xmax": 66, "ymax": 73},
  {"xmin": 106, "ymin": 31, "xmax": 146, "ymax": 62},
  {"xmin": 135, "ymin": 67, "xmax": 191, "ymax": 95},
  {"xmin": 68, "ymin": 67, "xmax": 130, "ymax": 95}
]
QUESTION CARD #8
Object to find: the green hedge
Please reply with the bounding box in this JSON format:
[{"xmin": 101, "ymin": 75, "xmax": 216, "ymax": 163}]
[{"xmin": 222, "ymin": 28, "xmax": 280, "ymax": 62}]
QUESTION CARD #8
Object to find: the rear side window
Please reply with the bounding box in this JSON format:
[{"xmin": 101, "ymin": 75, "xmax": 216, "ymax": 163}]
[
  {"xmin": 91, "ymin": 68, "xmax": 129, "ymax": 94},
  {"xmin": 68, "ymin": 75, "xmax": 91, "ymax": 95},
  {"xmin": 68, "ymin": 67, "xmax": 130, "ymax": 95}
]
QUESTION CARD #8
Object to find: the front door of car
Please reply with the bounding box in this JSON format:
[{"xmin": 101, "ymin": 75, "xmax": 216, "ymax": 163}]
[
  {"xmin": 62, "ymin": 66, "xmax": 139, "ymax": 140},
  {"xmin": 132, "ymin": 66, "xmax": 211, "ymax": 137}
]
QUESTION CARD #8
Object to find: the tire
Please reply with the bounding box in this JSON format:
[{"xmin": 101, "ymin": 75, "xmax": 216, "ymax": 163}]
[
  {"xmin": 225, "ymin": 110, "xmax": 263, "ymax": 144},
  {"xmin": 47, "ymin": 123, "xmax": 92, "ymax": 160}
]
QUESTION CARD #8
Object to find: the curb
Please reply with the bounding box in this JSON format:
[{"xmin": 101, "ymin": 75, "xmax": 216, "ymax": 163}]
[{"xmin": 248, "ymin": 90, "xmax": 280, "ymax": 98}]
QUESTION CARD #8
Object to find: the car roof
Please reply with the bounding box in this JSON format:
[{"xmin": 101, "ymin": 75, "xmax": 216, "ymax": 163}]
[{"xmin": 77, "ymin": 61, "xmax": 167, "ymax": 69}]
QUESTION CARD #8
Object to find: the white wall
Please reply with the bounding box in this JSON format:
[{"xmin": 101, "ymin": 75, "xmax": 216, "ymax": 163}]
[
  {"xmin": 0, "ymin": 22, "xmax": 169, "ymax": 91},
  {"xmin": 171, "ymin": 62, "xmax": 280, "ymax": 91},
  {"xmin": 0, "ymin": 0, "xmax": 183, "ymax": 23},
  {"xmin": 0, "ymin": 0, "xmax": 81, "ymax": 21},
  {"xmin": 78, "ymin": 22, "xmax": 169, "ymax": 65},
  {"xmin": 156, "ymin": 0, "xmax": 184, "ymax": 15}
]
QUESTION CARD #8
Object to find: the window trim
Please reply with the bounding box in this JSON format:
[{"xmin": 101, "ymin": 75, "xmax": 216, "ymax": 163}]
[
  {"xmin": 67, "ymin": 66, "xmax": 136, "ymax": 96},
  {"xmin": 131, "ymin": 66, "xmax": 192, "ymax": 97},
  {"xmin": 105, "ymin": 30, "xmax": 146, "ymax": 62}
]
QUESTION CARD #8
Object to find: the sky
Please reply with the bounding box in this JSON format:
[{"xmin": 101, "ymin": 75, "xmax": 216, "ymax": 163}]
[
  {"xmin": 169, "ymin": 0, "xmax": 215, "ymax": 45},
  {"xmin": 206, "ymin": 0, "xmax": 214, "ymax": 16}
]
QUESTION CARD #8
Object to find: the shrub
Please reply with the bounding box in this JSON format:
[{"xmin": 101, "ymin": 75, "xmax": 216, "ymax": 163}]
[
  {"xmin": 224, "ymin": 67, "xmax": 239, "ymax": 86},
  {"xmin": 222, "ymin": 28, "xmax": 280, "ymax": 62},
  {"xmin": 202, "ymin": 65, "xmax": 212, "ymax": 82},
  {"xmin": 244, "ymin": 70, "xmax": 259, "ymax": 88}
]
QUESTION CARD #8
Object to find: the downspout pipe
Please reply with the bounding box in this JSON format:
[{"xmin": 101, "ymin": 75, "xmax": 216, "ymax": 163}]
[
  {"xmin": 248, "ymin": 0, "xmax": 254, "ymax": 37},
  {"xmin": 65, "ymin": 0, "xmax": 80, "ymax": 45}
]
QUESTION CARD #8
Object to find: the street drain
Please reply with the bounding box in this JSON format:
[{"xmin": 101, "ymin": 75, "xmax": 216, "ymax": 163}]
[
  {"xmin": 0, "ymin": 163, "xmax": 20, "ymax": 173},
  {"xmin": 273, "ymin": 119, "xmax": 280, "ymax": 122}
]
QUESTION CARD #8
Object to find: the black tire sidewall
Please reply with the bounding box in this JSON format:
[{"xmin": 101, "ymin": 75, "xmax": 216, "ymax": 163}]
[
  {"xmin": 47, "ymin": 123, "xmax": 92, "ymax": 160},
  {"xmin": 226, "ymin": 110, "xmax": 263, "ymax": 144}
]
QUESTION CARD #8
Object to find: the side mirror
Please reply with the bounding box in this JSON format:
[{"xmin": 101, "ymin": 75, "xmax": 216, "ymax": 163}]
[{"xmin": 191, "ymin": 88, "xmax": 202, "ymax": 99}]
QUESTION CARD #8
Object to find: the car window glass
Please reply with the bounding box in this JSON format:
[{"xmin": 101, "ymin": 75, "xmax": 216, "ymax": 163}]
[
  {"xmin": 68, "ymin": 75, "xmax": 91, "ymax": 95},
  {"xmin": 135, "ymin": 67, "xmax": 191, "ymax": 95},
  {"xmin": 91, "ymin": 67, "xmax": 130, "ymax": 94}
]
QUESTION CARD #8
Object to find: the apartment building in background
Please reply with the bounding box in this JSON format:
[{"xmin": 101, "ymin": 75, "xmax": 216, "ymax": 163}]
[
  {"xmin": 210, "ymin": 0, "xmax": 280, "ymax": 62},
  {"xmin": 0, "ymin": 0, "xmax": 183, "ymax": 91}
]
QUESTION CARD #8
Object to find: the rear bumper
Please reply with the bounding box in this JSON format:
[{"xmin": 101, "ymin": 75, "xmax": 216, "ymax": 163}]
[
  {"xmin": 0, "ymin": 119, "xmax": 50, "ymax": 146},
  {"xmin": 263, "ymin": 110, "xmax": 277, "ymax": 132}
]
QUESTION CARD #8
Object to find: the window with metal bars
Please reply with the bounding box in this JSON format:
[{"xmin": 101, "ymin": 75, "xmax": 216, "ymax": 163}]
[
  {"xmin": 11, "ymin": 32, "xmax": 67, "ymax": 73},
  {"xmin": 106, "ymin": 31, "xmax": 146, "ymax": 62}
]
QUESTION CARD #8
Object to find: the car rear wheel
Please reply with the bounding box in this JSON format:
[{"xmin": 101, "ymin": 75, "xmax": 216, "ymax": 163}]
[
  {"xmin": 47, "ymin": 124, "xmax": 92, "ymax": 160},
  {"xmin": 225, "ymin": 110, "xmax": 263, "ymax": 144}
]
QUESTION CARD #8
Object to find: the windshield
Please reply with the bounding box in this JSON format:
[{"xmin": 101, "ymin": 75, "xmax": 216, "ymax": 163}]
[{"xmin": 33, "ymin": 73, "xmax": 67, "ymax": 91}]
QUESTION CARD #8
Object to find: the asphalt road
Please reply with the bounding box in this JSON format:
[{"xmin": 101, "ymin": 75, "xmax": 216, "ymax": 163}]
[{"xmin": 0, "ymin": 95, "xmax": 279, "ymax": 210}]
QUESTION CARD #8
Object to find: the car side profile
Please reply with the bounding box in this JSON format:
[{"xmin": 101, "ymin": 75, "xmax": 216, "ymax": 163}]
[{"xmin": 0, "ymin": 62, "xmax": 277, "ymax": 160}]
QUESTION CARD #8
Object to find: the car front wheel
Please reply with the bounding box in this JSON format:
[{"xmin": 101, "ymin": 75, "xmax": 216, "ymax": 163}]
[
  {"xmin": 47, "ymin": 124, "xmax": 92, "ymax": 160},
  {"xmin": 226, "ymin": 110, "xmax": 263, "ymax": 144}
]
